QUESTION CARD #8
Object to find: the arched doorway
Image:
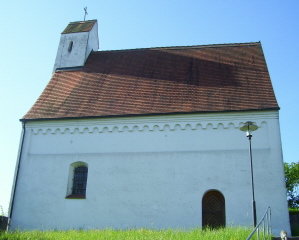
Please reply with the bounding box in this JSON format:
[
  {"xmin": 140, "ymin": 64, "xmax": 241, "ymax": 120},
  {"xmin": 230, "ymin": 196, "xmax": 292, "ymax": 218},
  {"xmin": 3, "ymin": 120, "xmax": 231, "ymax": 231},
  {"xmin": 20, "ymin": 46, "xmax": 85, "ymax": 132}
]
[{"xmin": 202, "ymin": 190, "xmax": 226, "ymax": 229}]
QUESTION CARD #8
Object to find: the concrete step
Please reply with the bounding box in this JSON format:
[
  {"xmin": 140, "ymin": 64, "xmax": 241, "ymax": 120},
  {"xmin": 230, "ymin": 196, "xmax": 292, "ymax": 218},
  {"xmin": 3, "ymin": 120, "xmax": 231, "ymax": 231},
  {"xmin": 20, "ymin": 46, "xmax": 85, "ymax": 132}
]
[{"xmin": 272, "ymin": 237, "xmax": 299, "ymax": 240}]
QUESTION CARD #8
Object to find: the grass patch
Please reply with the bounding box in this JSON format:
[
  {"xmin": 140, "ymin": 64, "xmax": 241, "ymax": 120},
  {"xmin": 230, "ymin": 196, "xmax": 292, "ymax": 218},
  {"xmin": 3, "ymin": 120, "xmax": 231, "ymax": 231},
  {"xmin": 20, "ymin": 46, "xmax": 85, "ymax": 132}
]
[{"xmin": 0, "ymin": 227, "xmax": 253, "ymax": 240}]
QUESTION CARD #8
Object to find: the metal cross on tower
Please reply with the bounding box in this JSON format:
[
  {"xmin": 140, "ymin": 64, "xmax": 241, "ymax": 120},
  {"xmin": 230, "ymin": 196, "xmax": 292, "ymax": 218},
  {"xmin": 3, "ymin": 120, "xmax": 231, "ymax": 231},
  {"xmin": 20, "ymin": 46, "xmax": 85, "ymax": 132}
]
[{"xmin": 84, "ymin": 7, "xmax": 88, "ymax": 21}]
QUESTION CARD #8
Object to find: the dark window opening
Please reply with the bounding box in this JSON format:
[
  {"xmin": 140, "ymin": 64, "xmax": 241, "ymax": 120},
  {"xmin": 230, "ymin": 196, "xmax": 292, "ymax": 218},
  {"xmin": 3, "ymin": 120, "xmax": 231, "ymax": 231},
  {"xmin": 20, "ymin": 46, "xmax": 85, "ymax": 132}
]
[
  {"xmin": 72, "ymin": 166, "xmax": 88, "ymax": 195},
  {"xmin": 68, "ymin": 41, "xmax": 73, "ymax": 52}
]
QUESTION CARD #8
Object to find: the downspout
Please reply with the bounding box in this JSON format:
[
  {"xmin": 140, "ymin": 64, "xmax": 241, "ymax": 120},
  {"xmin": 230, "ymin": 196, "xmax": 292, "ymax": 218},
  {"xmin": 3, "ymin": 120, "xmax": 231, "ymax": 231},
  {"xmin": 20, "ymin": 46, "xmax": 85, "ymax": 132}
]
[{"xmin": 7, "ymin": 120, "xmax": 27, "ymax": 231}]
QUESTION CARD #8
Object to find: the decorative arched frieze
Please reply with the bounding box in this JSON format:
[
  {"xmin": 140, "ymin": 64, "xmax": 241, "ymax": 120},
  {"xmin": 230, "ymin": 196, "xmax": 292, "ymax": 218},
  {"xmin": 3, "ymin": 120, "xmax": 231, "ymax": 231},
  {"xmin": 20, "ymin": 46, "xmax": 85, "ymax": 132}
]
[{"xmin": 30, "ymin": 120, "xmax": 268, "ymax": 135}]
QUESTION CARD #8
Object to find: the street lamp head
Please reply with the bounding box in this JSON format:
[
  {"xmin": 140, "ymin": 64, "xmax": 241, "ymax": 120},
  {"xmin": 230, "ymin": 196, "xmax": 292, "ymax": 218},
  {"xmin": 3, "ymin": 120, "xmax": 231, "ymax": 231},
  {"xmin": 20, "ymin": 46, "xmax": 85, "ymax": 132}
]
[{"xmin": 239, "ymin": 121, "xmax": 258, "ymax": 137}]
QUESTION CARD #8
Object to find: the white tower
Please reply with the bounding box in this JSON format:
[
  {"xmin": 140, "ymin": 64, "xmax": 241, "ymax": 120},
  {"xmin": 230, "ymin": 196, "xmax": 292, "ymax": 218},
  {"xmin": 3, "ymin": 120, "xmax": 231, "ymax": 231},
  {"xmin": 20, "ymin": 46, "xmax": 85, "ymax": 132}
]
[{"xmin": 53, "ymin": 20, "xmax": 99, "ymax": 72}]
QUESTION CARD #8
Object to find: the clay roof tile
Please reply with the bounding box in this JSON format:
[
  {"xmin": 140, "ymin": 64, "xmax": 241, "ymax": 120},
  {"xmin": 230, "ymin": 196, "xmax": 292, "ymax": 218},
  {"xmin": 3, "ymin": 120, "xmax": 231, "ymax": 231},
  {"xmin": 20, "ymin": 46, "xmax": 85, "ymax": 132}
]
[{"xmin": 23, "ymin": 42, "xmax": 279, "ymax": 120}]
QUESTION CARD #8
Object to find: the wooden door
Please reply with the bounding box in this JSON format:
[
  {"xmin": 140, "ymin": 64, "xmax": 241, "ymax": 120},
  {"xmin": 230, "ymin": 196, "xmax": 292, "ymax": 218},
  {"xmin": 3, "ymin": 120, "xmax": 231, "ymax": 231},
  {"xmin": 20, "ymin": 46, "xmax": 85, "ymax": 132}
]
[{"xmin": 202, "ymin": 190, "xmax": 225, "ymax": 229}]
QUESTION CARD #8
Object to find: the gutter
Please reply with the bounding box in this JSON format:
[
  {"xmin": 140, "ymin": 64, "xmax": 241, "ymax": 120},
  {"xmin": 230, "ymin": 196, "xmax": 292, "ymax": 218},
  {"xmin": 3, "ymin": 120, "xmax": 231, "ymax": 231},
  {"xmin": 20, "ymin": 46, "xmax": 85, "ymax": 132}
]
[{"xmin": 7, "ymin": 121, "xmax": 27, "ymax": 231}]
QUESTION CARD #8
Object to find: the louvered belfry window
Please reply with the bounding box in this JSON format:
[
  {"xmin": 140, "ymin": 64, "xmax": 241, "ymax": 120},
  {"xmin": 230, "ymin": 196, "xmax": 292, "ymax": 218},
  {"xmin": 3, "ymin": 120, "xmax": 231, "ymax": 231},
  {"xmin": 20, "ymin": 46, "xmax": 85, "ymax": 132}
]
[{"xmin": 72, "ymin": 166, "xmax": 88, "ymax": 195}]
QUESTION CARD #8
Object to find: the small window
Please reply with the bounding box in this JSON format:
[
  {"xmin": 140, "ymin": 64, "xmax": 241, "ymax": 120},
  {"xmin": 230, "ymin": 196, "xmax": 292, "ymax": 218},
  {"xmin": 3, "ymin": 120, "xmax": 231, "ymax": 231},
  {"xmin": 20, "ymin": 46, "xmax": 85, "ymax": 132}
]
[
  {"xmin": 66, "ymin": 162, "xmax": 88, "ymax": 199},
  {"xmin": 68, "ymin": 41, "xmax": 73, "ymax": 52},
  {"xmin": 72, "ymin": 166, "xmax": 88, "ymax": 195}
]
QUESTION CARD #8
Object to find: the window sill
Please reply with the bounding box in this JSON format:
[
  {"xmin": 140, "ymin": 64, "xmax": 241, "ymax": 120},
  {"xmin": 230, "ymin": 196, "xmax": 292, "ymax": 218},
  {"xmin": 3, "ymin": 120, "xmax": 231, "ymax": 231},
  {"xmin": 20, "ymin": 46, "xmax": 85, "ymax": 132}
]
[{"xmin": 65, "ymin": 194, "xmax": 86, "ymax": 199}]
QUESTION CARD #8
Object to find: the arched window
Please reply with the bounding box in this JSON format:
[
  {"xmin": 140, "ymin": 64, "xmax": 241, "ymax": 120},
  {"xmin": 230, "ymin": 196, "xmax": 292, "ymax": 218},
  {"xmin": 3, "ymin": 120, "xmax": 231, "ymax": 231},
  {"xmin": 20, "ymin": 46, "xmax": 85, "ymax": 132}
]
[{"xmin": 66, "ymin": 162, "xmax": 88, "ymax": 199}]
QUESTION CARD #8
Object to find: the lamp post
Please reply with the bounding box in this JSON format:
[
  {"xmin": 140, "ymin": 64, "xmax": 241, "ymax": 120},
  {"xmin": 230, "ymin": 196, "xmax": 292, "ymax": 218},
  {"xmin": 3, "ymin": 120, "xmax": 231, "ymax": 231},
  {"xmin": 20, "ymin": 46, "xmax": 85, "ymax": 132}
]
[{"xmin": 240, "ymin": 121, "xmax": 258, "ymax": 227}]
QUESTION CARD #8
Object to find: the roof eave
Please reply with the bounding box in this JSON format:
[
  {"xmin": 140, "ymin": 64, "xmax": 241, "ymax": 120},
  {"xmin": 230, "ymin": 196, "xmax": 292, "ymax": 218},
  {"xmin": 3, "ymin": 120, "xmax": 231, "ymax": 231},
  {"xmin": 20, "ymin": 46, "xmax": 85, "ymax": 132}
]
[{"xmin": 20, "ymin": 107, "xmax": 280, "ymax": 123}]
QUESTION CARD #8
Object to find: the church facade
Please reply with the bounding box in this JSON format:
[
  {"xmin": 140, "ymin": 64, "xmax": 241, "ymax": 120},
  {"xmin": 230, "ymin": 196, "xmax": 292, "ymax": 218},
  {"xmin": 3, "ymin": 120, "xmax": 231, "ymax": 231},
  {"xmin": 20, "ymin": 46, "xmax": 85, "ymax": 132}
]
[{"xmin": 8, "ymin": 20, "xmax": 290, "ymax": 235}]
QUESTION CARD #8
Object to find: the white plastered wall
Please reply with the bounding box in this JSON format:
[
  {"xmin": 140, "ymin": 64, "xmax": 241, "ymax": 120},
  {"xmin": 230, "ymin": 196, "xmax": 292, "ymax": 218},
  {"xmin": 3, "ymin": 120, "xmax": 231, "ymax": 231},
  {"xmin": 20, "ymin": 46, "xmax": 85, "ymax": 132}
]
[
  {"xmin": 53, "ymin": 21, "xmax": 99, "ymax": 71},
  {"xmin": 9, "ymin": 111, "xmax": 290, "ymax": 235}
]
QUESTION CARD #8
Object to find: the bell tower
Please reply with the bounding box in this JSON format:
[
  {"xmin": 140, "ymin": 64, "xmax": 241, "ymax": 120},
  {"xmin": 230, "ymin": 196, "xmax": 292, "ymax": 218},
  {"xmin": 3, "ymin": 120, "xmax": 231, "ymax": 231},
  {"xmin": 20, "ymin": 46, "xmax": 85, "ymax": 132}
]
[{"xmin": 53, "ymin": 20, "xmax": 99, "ymax": 72}]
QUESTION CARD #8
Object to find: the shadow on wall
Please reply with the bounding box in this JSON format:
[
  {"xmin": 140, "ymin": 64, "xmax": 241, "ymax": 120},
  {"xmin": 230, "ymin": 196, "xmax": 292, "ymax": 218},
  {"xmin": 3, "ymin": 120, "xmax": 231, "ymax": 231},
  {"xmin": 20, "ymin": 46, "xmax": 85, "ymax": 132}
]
[
  {"xmin": 0, "ymin": 216, "xmax": 8, "ymax": 231},
  {"xmin": 290, "ymin": 213, "xmax": 299, "ymax": 236}
]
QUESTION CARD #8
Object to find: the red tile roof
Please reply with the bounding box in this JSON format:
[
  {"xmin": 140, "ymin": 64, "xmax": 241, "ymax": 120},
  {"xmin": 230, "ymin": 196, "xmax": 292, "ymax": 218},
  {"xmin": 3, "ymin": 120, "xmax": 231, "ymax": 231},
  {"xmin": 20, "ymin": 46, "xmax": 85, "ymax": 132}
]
[{"xmin": 22, "ymin": 42, "xmax": 279, "ymax": 120}]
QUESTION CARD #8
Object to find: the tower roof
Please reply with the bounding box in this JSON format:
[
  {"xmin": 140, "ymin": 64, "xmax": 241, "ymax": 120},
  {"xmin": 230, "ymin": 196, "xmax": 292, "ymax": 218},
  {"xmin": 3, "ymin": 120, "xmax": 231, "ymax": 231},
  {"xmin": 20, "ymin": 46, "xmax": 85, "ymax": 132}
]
[{"xmin": 61, "ymin": 20, "xmax": 97, "ymax": 34}]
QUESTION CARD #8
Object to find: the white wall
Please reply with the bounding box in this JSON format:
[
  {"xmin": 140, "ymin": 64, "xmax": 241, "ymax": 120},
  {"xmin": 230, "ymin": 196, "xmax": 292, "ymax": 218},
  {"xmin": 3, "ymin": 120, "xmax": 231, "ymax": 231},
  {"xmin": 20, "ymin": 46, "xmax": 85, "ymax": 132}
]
[
  {"xmin": 53, "ymin": 21, "xmax": 98, "ymax": 71},
  {"xmin": 9, "ymin": 111, "xmax": 290, "ymax": 235}
]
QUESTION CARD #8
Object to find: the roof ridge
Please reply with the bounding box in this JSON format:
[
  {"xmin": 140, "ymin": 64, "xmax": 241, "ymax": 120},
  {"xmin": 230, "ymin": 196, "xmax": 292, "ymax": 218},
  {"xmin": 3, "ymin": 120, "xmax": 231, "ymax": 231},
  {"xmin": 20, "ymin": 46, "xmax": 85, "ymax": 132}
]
[
  {"xmin": 67, "ymin": 19, "xmax": 97, "ymax": 25},
  {"xmin": 95, "ymin": 42, "xmax": 261, "ymax": 53}
]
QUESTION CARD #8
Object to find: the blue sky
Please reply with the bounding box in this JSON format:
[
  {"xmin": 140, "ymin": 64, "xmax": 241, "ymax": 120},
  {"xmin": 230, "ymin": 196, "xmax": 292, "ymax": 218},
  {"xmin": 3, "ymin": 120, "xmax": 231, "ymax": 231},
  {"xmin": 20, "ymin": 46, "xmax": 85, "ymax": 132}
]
[{"xmin": 0, "ymin": 0, "xmax": 298, "ymax": 215}]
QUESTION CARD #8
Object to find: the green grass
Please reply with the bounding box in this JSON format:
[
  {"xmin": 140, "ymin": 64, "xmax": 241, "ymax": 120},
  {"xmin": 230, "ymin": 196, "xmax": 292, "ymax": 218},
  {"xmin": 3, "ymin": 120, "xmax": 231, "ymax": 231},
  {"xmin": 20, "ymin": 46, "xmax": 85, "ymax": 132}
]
[{"xmin": 0, "ymin": 227, "xmax": 254, "ymax": 240}]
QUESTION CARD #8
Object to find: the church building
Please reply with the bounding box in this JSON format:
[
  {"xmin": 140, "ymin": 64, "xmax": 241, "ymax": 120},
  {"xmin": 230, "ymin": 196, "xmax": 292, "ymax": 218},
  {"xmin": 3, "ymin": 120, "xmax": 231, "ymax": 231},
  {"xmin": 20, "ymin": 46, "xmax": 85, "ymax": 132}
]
[{"xmin": 8, "ymin": 20, "xmax": 290, "ymax": 235}]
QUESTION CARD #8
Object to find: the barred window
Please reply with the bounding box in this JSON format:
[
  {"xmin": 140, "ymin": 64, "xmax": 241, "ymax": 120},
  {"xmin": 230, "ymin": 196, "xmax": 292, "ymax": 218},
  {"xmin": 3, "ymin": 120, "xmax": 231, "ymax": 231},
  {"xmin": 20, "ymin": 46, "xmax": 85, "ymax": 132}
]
[
  {"xmin": 72, "ymin": 166, "xmax": 88, "ymax": 195},
  {"xmin": 66, "ymin": 162, "xmax": 88, "ymax": 199}
]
